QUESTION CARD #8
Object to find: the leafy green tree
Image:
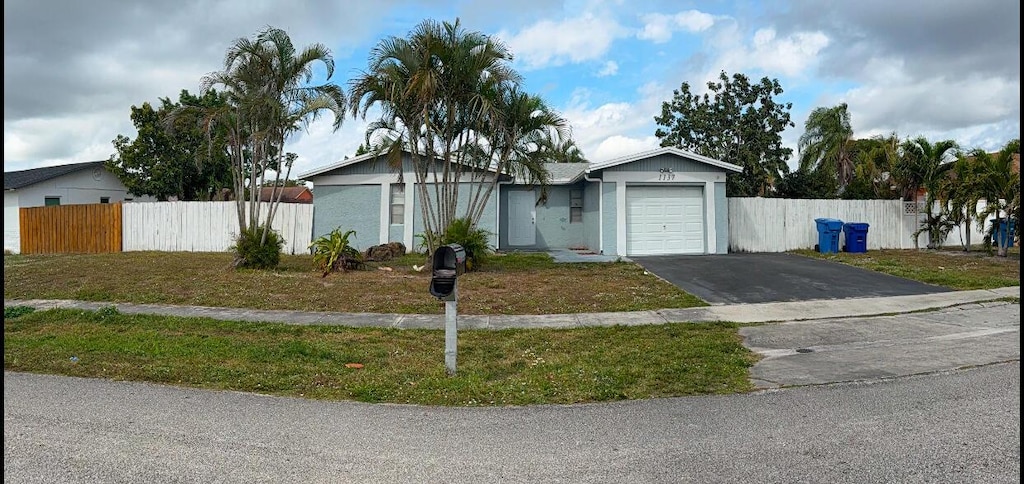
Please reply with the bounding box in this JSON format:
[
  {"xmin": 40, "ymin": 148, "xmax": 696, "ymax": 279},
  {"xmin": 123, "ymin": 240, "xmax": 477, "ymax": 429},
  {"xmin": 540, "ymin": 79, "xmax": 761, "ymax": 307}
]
[
  {"xmin": 192, "ymin": 27, "xmax": 346, "ymax": 267},
  {"xmin": 349, "ymin": 18, "xmax": 571, "ymax": 253},
  {"xmin": 107, "ymin": 90, "xmax": 232, "ymax": 200},
  {"xmin": 772, "ymin": 168, "xmax": 838, "ymax": 199},
  {"xmin": 798, "ymin": 103, "xmax": 855, "ymax": 191},
  {"xmin": 971, "ymin": 139, "xmax": 1020, "ymax": 257},
  {"xmin": 654, "ymin": 71, "xmax": 794, "ymax": 196},
  {"xmin": 939, "ymin": 153, "xmax": 984, "ymax": 250}
]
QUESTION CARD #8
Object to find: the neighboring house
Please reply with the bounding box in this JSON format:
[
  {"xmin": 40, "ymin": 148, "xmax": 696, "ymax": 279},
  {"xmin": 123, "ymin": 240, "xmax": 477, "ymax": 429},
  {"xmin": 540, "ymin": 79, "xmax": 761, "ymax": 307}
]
[
  {"xmin": 4, "ymin": 161, "xmax": 144, "ymax": 253},
  {"xmin": 300, "ymin": 147, "xmax": 740, "ymax": 256},
  {"xmin": 258, "ymin": 186, "xmax": 313, "ymax": 204}
]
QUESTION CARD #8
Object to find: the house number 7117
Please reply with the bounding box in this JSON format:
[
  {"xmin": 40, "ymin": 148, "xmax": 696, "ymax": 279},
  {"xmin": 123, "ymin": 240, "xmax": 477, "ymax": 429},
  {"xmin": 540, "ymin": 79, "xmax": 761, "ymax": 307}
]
[{"xmin": 658, "ymin": 168, "xmax": 675, "ymax": 181}]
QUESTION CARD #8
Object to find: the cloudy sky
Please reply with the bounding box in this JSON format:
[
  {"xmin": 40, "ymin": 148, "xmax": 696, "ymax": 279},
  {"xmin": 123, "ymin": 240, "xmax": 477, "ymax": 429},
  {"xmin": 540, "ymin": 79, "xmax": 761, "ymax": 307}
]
[{"xmin": 4, "ymin": 0, "xmax": 1020, "ymax": 176}]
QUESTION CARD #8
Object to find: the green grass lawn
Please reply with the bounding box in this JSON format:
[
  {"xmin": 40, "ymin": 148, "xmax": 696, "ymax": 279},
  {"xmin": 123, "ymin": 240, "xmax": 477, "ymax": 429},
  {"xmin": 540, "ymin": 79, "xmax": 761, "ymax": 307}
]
[
  {"xmin": 3, "ymin": 307, "xmax": 756, "ymax": 406},
  {"xmin": 3, "ymin": 251, "xmax": 706, "ymax": 315},
  {"xmin": 792, "ymin": 247, "xmax": 1019, "ymax": 290}
]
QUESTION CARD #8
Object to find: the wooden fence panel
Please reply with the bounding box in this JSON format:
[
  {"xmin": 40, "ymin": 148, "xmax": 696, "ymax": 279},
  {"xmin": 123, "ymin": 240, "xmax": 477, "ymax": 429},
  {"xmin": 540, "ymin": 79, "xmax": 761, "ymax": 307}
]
[{"xmin": 19, "ymin": 203, "xmax": 122, "ymax": 254}]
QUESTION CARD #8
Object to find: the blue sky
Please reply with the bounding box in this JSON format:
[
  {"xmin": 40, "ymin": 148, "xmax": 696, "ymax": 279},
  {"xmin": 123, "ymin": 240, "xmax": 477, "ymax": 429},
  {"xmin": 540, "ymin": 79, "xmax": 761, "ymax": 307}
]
[{"xmin": 4, "ymin": 0, "xmax": 1020, "ymax": 176}]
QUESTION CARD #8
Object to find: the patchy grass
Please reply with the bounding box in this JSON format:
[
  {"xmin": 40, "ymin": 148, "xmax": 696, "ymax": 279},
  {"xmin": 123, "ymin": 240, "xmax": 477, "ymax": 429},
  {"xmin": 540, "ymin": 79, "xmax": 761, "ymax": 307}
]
[
  {"xmin": 3, "ymin": 309, "xmax": 756, "ymax": 406},
  {"xmin": 792, "ymin": 248, "xmax": 1020, "ymax": 290},
  {"xmin": 3, "ymin": 251, "xmax": 706, "ymax": 315}
]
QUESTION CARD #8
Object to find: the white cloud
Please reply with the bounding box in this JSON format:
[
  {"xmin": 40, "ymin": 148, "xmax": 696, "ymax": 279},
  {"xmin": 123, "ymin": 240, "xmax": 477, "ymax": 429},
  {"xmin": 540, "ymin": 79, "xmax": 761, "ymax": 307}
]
[
  {"xmin": 499, "ymin": 14, "xmax": 628, "ymax": 70},
  {"xmin": 596, "ymin": 61, "xmax": 619, "ymax": 77},
  {"xmin": 714, "ymin": 27, "xmax": 829, "ymax": 78},
  {"xmin": 592, "ymin": 135, "xmax": 661, "ymax": 161},
  {"xmin": 637, "ymin": 10, "xmax": 715, "ymax": 43}
]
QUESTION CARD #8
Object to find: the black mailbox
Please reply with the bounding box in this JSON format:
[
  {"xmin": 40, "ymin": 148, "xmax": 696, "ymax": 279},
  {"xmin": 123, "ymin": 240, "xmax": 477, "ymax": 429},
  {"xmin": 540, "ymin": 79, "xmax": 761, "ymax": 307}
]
[{"xmin": 429, "ymin": 244, "xmax": 466, "ymax": 299}]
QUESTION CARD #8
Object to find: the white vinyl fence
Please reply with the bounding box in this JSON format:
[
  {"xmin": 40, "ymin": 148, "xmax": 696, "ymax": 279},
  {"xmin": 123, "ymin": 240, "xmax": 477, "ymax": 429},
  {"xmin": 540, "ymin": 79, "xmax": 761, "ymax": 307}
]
[
  {"xmin": 728, "ymin": 198, "xmax": 991, "ymax": 253},
  {"xmin": 122, "ymin": 201, "xmax": 313, "ymax": 254}
]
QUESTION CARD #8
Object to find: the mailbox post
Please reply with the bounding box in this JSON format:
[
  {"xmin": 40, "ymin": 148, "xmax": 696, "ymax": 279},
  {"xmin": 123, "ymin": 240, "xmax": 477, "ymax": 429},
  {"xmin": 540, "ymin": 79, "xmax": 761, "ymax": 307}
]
[{"xmin": 429, "ymin": 244, "xmax": 465, "ymax": 375}]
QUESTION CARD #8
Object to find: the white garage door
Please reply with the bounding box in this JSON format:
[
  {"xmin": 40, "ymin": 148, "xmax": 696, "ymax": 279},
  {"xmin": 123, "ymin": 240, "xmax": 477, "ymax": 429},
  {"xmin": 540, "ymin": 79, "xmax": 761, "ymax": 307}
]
[{"xmin": 626, "ymin": 185, "xmax": 705, "ymax": 255}]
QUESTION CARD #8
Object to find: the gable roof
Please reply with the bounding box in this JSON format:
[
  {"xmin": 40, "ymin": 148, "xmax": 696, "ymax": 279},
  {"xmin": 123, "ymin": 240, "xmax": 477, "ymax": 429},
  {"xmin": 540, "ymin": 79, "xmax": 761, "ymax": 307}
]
[
  {"xmin": 298, "ymin": 151, "xmax": 380, "ymax": 179},
  {"xmin": 545, "ymin": 163, "xmax": 588, "ymax": 183},
  {"xmin": 588, "ymin": 146, "xmax": 743, "ymax": 173},
  {"xmin": 4, "ymin": 161, "xmax": 105, "ymax": 190}
]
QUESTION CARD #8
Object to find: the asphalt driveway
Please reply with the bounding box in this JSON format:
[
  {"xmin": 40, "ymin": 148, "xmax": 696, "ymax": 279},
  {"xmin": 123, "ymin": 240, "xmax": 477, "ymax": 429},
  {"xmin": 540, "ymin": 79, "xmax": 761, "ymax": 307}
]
[{"xmin": 633, "ymin": 252, "xmax": 952, "ymax": 304}]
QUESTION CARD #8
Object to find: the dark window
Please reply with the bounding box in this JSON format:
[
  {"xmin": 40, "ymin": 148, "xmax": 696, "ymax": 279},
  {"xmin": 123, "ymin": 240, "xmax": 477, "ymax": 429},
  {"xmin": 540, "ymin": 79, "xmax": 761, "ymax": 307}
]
[
  {"xmin": 569, "ymin": 189, "xmax": 583, "ymax": 223},
  {"xmin": 44, "ymin": 197, "xmax": 60, "ymax": 207}
]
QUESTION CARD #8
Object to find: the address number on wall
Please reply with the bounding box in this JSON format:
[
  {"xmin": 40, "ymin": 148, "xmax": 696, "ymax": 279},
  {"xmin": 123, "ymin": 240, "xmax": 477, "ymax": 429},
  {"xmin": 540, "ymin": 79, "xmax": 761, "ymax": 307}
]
[{"xmin": 658, "ymin": 168, "xmax": 675, "ymax": 181}]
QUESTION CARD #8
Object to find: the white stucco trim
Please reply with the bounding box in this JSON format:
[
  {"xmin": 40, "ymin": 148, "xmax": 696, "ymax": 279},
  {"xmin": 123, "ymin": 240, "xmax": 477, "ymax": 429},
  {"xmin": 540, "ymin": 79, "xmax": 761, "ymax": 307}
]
[
  {"xmin": 608, "ymin": 171, "xmax": 726, "ymax": 256},
  {"xmin": 311, "ymin": 173, "xmax": 403, "ymax": 186},
  {"xmin": 403, "ymin": 180, "xmax": 415, "ymax": 249},
  {"xmin": 588, "ymin": 146, "xmax": 743, "ymax": 173},
  {"xmin": 379, "ymin": 183, "xmax": 390, "ymax": 245}
]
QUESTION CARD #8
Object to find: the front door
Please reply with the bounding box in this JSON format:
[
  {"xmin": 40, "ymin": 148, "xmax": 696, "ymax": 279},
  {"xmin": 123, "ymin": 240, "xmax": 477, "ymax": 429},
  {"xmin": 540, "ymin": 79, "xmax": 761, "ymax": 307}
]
[{"xmin": 507, "ymin": 190, "xmax": 536, "ymax": 246}]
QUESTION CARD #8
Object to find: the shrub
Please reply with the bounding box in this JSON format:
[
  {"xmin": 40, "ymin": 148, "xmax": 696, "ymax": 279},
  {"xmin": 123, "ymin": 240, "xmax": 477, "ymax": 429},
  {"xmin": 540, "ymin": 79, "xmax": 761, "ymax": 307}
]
[
  {"xmin": 5, "ymin": 305, "xmax": 36, "ymax": 319},
  {"xmin": 439, "ymin": 217, "xmax": 493, "ymax": 271},
  {"xmin": 232, "ymin": 225, "xmax": 285, "ymax": 269},
  {"xmin": 309, "ymin": 228, "xmax": 363, "ymax": 276}
]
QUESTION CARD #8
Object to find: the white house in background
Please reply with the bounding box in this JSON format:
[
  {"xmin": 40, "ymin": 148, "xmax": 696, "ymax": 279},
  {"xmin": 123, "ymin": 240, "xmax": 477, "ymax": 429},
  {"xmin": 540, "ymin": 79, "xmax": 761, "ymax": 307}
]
[{"xmin": 4, "ymin": 161, "xmax": 145, "ymax": 253}]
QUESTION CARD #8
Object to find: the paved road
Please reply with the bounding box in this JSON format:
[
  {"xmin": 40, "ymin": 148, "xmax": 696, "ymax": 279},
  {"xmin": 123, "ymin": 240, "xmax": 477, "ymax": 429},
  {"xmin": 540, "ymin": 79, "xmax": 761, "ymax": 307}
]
[
  {"xmin": 4, "ymin": 364, "xmax": 1019, "ymax": 483},
  {"xmin": 5, "ymin": 303, "xmax": 1021, "ymax": 483},
  {"xmin": 634, "ymin": 253, "xmax": 952, "ymax": 304}
]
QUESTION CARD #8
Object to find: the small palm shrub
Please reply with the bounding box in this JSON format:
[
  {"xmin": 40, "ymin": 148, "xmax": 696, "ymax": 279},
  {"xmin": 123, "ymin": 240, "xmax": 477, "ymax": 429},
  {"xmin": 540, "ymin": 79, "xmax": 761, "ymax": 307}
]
[
  {"xmin": 310, "ymin": 228, "xmax": 363, "ymax": 276},
  {"xmin": 232, "ymin": 225, "xmax": 285, "ymax": 269},
  {"xmin": 439, "ymin": 217, "xmax": 493, "ymax": 271}
]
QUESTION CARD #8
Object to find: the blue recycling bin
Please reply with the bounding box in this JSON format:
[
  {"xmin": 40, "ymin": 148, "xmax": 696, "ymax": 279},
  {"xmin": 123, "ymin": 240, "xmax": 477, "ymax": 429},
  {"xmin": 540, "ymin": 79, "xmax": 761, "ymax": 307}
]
[
  {"xmin": 814, "ymin": 218, "xmax": 844, "ymax": 253},
  {"xmin": 842, "ymin": 222, "xmax": 870, "ymax": 253},
  {"xmin": 993, "ymin": 219, "xmax": 1016, "ymax": 248}
]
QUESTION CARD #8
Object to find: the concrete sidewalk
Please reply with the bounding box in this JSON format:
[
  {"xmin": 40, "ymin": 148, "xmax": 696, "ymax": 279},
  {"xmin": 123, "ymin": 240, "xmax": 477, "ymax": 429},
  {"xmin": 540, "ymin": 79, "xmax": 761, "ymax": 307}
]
[{"xmin": 5, "ymin": 286, "xmax": 1018, "ymax": 329}]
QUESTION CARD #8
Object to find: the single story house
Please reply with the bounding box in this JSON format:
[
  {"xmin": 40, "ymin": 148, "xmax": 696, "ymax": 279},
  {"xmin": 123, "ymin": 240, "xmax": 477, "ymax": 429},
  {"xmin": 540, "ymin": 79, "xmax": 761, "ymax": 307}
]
[
  {"xmin": 299, "ymin": 147, "xmax": 741, "ymax": 256},
  {"xmin": 4, "ymin": 161, "xmax": 146, "ymax": 253}
]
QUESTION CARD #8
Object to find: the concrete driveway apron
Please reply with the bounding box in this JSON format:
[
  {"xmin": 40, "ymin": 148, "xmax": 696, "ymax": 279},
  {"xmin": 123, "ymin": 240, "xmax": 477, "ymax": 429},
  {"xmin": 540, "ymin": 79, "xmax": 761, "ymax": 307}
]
[
  {"xmin": 739, "ymin": 302, "xmax": 1020, "ymax": 388},
  {"xmin": 633, "ymin": 252, "xmax": 952, "ymax": 305}
]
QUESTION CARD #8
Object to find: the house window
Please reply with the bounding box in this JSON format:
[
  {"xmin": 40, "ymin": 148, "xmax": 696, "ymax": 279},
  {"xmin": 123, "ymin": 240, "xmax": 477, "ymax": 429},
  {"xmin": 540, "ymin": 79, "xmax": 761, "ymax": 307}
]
[
  {"xmin": 100, "ymin": 197, "xmax": 110, "ymax": 204},
  {"xmin": 390, "ymin": 184, "xmax": 405, "ymax": 225},
  {"xmin": 44, "ymin": 197, "xmax": 61, "ymax": 207},
  {"xmin": 569, "ymin": 189, "xmax": 583, "ymax": 223}
]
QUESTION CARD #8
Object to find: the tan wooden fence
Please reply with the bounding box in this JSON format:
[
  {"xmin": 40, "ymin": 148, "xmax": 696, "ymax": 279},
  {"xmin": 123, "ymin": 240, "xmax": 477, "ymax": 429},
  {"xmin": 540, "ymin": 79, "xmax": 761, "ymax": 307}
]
[{"xmin": 19, "ymin": 203, "xmax": 122, "ymax": 254}]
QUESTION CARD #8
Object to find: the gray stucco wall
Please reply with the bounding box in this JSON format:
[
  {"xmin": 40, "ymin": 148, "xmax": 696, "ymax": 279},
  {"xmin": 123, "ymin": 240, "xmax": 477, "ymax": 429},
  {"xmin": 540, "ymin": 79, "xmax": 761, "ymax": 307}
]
[
  {"xmin": 312, "ymin": 185, "xmax": 381, "ymax": 251},
  {"xmin": 582, "ymin": 180, "xmax": 600, "ymax": 252},
  {"xmin": 601, "ymin": 181, "xmax": 617, "ymax": 255},
  {"xmin": 498, "ymin": 184, "xmax": 586, "ymax": 250},
  {"xmin": 715, "ymin": 181, "xmax": 728, "ymax": 254},
  {"xmin": 601, "ymin": 155, "xmax": 722, "ymax": 173},
  {"xmin": 412, "ymin": 183, "xmax": 498, "ymax": 251}
]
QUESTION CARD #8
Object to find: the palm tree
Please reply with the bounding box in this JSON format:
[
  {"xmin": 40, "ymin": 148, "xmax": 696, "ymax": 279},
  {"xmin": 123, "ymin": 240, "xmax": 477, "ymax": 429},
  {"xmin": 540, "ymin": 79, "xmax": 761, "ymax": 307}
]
[
  {"xmin": 199, "ymin": 27, "xmax": 345, "ymax": 252},
  {"xmin": 349, "ymin": 18, "xmax": 567, "ymax": 252},
  {"xmin": 798, "ymin": 103, "xmax": 854, "ymax": 191},
  {"xmin": 972, "ymin": 139, "xmax": 1020, "ymax": 257},
  {"xmin": 893, "ymin": 137, "xmax": 959, "ymax": 248},
  {"xmin": 536, "ymin": 136, "xmax": 587, "ymax": 163},
  {"xmin": 940, "ymin": 153, "xmax": 984, "ymax": 251}
]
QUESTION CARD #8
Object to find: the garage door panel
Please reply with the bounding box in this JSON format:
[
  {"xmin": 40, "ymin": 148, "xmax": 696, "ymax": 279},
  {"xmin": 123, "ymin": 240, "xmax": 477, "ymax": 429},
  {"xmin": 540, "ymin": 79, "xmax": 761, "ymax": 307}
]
[{"xmin": 626, "ymin": 185, "xmax": 705, "ymax": 256}]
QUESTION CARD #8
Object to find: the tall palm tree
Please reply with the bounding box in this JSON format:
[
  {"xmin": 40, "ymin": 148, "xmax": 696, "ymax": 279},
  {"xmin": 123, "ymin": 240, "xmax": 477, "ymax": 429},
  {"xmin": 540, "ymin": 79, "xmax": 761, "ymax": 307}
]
[
  {"xmin": 940, "ymin": 153, "xmax": 984, "ymax": 250},
  {"xmin": 200, "ymin": 27, "xmax": 345, "ymax": 248},
  {"xmin": 894, "ymin": 136, "xmax": 959, "ymax": 248},
  {"xmin": 972, "ymin": 139, "xmax": 1020, "ymax": 257},
  {"xmin": 349, "ymin": 18, "xmax": 566, "ymax": 252},
  {"xmin": 798, "ymin": 103, "xmax": 854, "ymax": 191}
]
